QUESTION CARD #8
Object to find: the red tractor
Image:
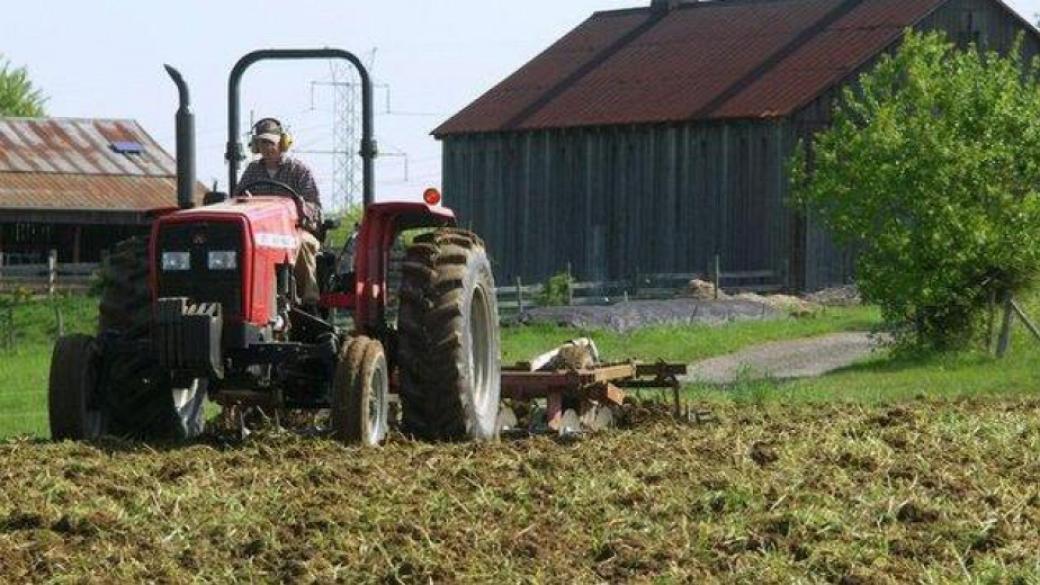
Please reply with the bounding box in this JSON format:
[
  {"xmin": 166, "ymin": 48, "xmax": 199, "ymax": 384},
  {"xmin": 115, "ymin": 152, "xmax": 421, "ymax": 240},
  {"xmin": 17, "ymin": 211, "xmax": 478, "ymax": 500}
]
[{"xmin": 48, "ymin": 49, "xmax": 501, "ymax": 445}]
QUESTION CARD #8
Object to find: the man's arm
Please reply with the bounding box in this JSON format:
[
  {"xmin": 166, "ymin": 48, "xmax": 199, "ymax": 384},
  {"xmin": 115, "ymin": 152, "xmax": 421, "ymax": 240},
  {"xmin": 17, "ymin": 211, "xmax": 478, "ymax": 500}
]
[
  {"xmin": 293, "ymin": 160, "xmax": 322, "ymax": 231},
  {"xmin": 234, "ymin": 162, "xmax": 263, "ymax": 196}
]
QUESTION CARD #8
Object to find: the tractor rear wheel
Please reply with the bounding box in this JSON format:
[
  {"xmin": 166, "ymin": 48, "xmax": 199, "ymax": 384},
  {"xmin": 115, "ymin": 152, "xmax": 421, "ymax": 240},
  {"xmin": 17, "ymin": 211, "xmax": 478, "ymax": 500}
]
[
  {"xmin": 99, "ymin": 237, "xmax": 151, "ymax": 338},
  {"xmin": 397, "ymin": 228, "xmax": 501, "ymax": 441},
  {"xmin": 103, "ymin": 349, "xmax": 207, "ymax": 441},
  {"xmin": 49, "ymin": 334, "xmax": 106, "ymax": 441},
  {"xmin": 95, "ymin": 236, "xmax": 207, "ymax": 441},
  {"xmin": 331, "ymin": 336, "xmax": 389, "ymax": 446}
]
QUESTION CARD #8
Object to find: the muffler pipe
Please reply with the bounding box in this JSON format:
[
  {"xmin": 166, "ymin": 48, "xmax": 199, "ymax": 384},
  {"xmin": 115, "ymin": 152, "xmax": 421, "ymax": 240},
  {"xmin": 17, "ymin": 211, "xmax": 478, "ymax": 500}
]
[{"xmin": 164, "ymin": 64, "xmax": 196, "ymax": 210}]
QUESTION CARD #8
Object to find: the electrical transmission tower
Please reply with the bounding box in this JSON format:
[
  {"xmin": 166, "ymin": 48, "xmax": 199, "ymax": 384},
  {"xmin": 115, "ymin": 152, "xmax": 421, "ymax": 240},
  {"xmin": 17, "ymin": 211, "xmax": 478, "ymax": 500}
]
[
  {"xmin": 328, "ymin": 60, "xmax": 361, "ymax": 212},
  {"xmin": 305, "ymin": 51, "xmax": 397, "ymax": 212}
]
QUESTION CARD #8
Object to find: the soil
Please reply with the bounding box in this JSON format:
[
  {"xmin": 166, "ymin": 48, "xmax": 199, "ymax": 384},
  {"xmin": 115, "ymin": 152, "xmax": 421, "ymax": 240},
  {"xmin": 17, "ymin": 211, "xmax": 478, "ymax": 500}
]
[{"xmin": 1, "ymin": 398, "xmax": 1038, "ymax": 582}]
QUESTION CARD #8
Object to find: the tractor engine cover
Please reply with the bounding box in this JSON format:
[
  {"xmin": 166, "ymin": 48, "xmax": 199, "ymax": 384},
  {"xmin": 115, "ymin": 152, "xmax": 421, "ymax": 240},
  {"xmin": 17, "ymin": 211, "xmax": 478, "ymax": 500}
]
[{"xmin": 151, "ymin": 196, "xmax": 301, "ymax": 335}]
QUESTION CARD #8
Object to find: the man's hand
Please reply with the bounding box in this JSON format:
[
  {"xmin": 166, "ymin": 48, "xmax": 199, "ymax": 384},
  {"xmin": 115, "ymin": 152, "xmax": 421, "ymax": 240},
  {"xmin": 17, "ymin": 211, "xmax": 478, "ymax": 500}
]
[{"xmin": 302, "ymin": 202, "xmax": 323, "ymax": 234}]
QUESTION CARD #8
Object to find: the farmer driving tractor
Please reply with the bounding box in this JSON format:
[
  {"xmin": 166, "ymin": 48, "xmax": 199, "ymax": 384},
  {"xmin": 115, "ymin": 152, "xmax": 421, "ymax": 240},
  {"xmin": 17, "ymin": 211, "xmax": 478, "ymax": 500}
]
[{"xmin": 235, "ymin": 117, "xmax": 322, "ymax": 307}]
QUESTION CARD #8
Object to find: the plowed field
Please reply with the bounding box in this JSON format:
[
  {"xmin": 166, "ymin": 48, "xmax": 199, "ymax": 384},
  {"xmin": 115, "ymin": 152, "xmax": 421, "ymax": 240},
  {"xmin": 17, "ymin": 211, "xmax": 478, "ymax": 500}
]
[{"xmin": 1, "ymin": 398, "xmax": 1039, "ymax": 583}]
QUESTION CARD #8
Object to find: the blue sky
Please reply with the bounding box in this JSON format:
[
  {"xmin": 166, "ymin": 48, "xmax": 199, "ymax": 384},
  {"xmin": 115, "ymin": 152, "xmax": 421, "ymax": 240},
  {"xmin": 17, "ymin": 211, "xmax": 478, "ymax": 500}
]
[{"xmin": 3, "ymin": 0, "xmax": 1038, "ymax": 208}]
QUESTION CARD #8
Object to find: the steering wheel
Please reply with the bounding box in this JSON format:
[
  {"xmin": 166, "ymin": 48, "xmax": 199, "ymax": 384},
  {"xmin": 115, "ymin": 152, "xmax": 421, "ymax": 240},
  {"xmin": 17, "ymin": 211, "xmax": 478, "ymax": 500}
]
[{"xmin": 237, "ymin": 179, "xmax": 308, "ymax": 227}]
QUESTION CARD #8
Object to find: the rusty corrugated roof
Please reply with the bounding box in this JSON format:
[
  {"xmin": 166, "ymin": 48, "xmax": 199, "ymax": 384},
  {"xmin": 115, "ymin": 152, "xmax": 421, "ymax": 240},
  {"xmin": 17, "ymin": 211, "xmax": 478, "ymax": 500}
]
[
  {"xmin": 0, "ymin": 117, "xmax": 200, "ymax": 212},
  {"xmin": 434, "ymin": 0, "xmax": 948, "ymax": 136}
]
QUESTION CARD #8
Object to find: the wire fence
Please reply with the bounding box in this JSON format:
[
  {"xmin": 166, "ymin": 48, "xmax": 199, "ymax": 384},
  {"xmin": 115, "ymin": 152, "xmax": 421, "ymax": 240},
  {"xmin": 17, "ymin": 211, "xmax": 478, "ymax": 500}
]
[
  {"xmin": 0, "ymin": 297, "xmax": 74, "ymax": 354},
  {"xmin": 496, "ymin": 264, "xmax": 782, "ymax": 318}
]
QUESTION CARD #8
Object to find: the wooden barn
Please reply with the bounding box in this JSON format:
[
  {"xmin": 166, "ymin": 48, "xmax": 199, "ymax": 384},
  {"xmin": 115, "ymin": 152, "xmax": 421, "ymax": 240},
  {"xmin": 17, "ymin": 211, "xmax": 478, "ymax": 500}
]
[
  {"xmin": 434, "ymin": 0, "xmax": 1040, "ymax": 291},
  {"xmin": 0, "ymin": 118, "xmax": 201, "ymax": 266}
]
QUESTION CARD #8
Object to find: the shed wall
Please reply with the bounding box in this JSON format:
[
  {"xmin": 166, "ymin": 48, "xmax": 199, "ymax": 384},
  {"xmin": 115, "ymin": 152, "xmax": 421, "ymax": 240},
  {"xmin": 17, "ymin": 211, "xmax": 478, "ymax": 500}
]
[{"xmin": 443, "ymin": 120, "xmax": 792, "ymax": 286}]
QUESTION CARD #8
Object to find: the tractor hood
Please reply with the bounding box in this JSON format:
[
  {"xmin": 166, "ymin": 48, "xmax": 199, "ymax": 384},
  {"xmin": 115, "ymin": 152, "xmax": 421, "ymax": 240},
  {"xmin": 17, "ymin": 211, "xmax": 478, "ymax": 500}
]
[{"xmin": 165, "ymin": 196, "xmax": 300, "ymax": 227}]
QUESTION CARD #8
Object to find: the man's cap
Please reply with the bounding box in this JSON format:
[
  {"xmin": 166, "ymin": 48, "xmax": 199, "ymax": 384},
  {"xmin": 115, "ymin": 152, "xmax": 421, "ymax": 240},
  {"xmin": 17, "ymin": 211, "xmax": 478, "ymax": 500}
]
[{"xmin": 254, "ymin": 119, "xmax": 283, "ymax": 144}]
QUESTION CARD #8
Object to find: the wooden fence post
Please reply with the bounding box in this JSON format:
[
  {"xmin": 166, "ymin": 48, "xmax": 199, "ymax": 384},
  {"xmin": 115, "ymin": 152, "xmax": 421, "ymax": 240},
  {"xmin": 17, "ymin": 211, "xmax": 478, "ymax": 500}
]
[
  {"xmin": 48, "ymin": 249, "xmax": 58, "ymax": 297},
  {"xmin": 5, "ymin": 304, "xmax": 13, "ymax": 351},
  {"xmin": 713, "ymin": 254, "xmax": 721, "ymax": 301},
  {"xmin": 996, "ymin": 292, "xmax": 1014, "ymax": 358},
  {"xmin": 54, "ymin": 303, "xmax": 64, "ymax": 339},
  {"xmin": 566, "ymin": 263, "xmax": 574, "ymax": 306},
  {"xmin": 1011, "ymin": 298, "xmax": 1040, "ymax": 345},
  {"xmin": 515, "ymin": 277, "xmax": 524, "ymax": 314},
  {"xmin": 987, "ymin": 289, "xmax": 997, "ymax": 354}
]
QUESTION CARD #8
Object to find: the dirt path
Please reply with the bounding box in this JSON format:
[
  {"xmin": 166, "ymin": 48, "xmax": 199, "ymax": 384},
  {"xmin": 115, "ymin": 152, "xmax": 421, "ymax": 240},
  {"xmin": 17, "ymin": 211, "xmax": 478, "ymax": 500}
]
[{"xmin": 683, "ymin": 332, "xmax": 881, "ymax": 384}]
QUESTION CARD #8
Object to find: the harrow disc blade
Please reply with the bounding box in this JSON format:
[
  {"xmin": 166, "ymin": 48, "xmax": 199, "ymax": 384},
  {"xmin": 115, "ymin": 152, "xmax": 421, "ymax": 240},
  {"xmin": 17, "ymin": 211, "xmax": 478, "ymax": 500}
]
[
  {"xmin": 496, "ymin": 405, "xmax": 519, "ymax": 433},
  {"xmin": 582, "ymin": 403, "xmax": 616, "ymax": 432},
  {"xmin": 558, "ymin": 409, "xmax": 582, "ymax": 437}
]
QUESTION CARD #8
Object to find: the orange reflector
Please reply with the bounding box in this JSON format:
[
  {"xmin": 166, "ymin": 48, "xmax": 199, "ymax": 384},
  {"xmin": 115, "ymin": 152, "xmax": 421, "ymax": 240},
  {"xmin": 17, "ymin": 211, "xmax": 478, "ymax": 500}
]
[{"xmin": 423, "ymin": 188, "xmax": 442, "ymax": 206}]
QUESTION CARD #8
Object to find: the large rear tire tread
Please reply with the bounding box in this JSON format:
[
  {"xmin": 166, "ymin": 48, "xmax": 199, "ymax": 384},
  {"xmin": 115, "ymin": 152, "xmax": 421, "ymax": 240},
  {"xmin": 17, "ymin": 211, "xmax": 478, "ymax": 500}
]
[
  {"xmin": 397, "ymin": 228, "xmax": 501, "ymax": 442},
  {"xmin": 95, "ymin": 236, "xmax": 206, "ymax": 441},
  {"xmin": 99, "ymin": 237, "xmax": 152, "ymax": 338}
]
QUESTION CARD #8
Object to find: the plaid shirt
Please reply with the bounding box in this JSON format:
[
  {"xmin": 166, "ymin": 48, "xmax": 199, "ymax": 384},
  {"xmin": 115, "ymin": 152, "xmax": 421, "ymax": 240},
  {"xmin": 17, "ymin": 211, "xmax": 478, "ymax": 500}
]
[{"xmin": 236, "ymin": 157, "xmax": 322, "ymax": 230}]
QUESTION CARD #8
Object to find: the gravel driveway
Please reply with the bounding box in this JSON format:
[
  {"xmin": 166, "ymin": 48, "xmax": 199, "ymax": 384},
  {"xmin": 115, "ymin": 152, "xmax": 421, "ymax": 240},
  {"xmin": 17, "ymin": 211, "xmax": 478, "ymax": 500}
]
[{"xmin": 683, "ymin": 332, "xmax": 882, "ymax": 384}]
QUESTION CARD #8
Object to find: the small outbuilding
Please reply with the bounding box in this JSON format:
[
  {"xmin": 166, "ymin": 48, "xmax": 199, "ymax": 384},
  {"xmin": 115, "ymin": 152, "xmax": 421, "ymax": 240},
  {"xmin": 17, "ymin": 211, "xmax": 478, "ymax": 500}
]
[
  {"xmin": 0, "ymin": 117, "xmax": 201, "ymax": 266},
  {"xmin": 435, "ymin": 0, "xmax": 1040, "ymax": 290}
]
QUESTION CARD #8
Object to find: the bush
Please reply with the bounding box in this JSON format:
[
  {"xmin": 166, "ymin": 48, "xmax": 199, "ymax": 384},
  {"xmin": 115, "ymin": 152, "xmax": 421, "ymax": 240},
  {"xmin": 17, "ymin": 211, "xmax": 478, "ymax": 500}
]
[
  {"xmin": 539, "ymin": 271, "xmax": 573, "ymax": 307},
  {"xmin": 323, "ymin": 203, "xmax": 364, "ymax": 250},
  {"xmin": 791, "ymin": 31, "xmax": 1040, "ymax": 352}
]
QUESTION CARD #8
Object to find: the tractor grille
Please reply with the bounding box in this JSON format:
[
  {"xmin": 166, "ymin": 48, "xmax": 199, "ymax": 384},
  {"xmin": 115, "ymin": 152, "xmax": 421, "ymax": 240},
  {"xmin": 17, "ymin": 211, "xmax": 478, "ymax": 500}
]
[{"xmin": 156, "ymin": 221, "xmax": 244, "ymax": 317}]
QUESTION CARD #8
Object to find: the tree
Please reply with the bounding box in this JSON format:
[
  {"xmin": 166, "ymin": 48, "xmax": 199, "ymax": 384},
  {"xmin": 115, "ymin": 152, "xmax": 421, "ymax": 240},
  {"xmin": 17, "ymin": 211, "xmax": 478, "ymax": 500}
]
[
  {"xmin": 791, "ymin": 31, "xmax": 1040, "ymax": 351},
  {"xmin": 0, "ymin": 55, "xmax": 46, "ymax": 117}
]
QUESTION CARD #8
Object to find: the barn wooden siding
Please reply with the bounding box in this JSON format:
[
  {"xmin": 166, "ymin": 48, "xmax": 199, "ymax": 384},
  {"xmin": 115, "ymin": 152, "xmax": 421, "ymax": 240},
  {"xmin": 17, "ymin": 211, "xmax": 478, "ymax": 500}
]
[
  {"xmin": 443, "ymin": 120, "xmax": 793, "ymax": 287},
  {"xmin": 441, "ymin": 0, "xmax": 1040, "ymax": 291}
]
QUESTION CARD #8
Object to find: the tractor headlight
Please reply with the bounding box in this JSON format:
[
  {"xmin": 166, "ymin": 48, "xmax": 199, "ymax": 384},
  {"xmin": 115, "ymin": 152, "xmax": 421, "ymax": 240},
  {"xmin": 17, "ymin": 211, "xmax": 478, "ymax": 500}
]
[
  {"xmin": 207, "ymin": 250, "xmax": 237, "ymax": 270},
  {"xmin": 161, "ymin": 251, "xmax": 191, "ymax": 271}
]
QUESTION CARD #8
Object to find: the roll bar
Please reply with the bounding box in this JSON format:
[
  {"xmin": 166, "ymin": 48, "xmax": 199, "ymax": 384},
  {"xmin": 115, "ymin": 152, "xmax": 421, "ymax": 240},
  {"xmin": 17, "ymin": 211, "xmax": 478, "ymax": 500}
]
[{"xmin": 225, "ymin": 49, "xmax": 377, "ymax": 207}]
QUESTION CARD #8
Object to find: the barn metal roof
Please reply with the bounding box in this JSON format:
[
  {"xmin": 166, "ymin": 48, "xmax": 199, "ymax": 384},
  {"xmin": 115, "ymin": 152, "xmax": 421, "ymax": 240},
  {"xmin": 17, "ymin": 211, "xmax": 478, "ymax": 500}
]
[
  {"xmin": 0, "ymin": 117, "xmax": 196, "ymax": 213},
  {"xmin": 434, "ymin": 0, "xmax": 948, "ymax": 136}
]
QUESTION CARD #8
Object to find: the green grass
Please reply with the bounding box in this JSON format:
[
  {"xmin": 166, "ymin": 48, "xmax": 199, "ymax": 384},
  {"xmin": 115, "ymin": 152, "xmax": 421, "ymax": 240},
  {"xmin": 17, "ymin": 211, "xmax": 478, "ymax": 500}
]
[
  {"xmin": 0, "ymin": 350, "xmax": 51, "ymax": 437},
  {"xmin": 6, "ymin": 292, "xmax": 1039, "ymax": 439},
  {"xmin": 686, "ymin": 345, "xmax": 1040, "ymax": 406},
  {"xmin": 0, "ymin": 294, "xmax": 97, "ymax": 438},
  {"xmin": 501, "ymin": 304, "xmax": 880, "ymax": 365}
]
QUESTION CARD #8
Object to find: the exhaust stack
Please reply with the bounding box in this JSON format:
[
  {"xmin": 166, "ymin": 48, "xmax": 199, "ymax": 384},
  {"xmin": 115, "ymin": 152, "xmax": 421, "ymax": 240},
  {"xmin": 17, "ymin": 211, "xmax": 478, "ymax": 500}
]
[{"xmin": 164, "ymin": 64, "xmax": 196, "ymax": 210}]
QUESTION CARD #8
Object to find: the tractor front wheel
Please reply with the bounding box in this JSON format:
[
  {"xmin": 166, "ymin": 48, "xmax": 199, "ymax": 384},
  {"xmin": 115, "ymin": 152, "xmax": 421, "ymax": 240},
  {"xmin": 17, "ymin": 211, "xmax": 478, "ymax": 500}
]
[
  {"xmin": 331, "ymin": 336, "xmax": 389, "ymax": 446},
  {"xmin": 49, "ymin": 334, "xmax": 107, "ymax": 441},
  {"xmin": 397, "ymin": 228, "xmax": 501, "ymax": 441}
]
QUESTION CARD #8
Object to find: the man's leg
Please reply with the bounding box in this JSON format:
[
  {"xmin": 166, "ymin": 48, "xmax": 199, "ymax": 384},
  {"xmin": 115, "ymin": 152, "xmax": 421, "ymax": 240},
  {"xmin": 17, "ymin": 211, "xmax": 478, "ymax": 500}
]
[{"xmin": 295, "ymin": 231, "xmax": 321, "ymax": 305}]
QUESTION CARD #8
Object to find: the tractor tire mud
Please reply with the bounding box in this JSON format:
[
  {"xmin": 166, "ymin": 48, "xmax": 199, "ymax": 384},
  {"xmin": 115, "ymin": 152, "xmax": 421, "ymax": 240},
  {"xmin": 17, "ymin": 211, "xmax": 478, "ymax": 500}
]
[
  {"xmin": 99, "ymin": 237, "xmax": 152, "ymax": 338},
  {"xmin": 397, "ymin": 228, "xmax": 501, "ymax": 442},
  {"xmin": 49, "ymin": 334, "xmax": 106, "ymax": 441},
  {"xmin": 331, "ymin": 336, "xmax": 389, "ymax": 446}
]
